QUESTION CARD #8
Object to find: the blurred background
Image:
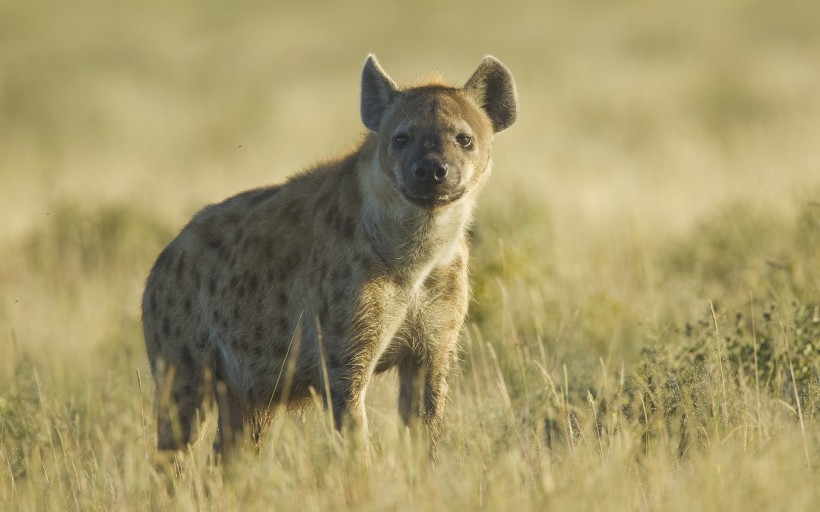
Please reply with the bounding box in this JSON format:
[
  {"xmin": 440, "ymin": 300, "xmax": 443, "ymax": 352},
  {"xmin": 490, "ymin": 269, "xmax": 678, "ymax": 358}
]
[{"xmin": 1, "ymin": 0, "xmax": 819, "ymax": 378}]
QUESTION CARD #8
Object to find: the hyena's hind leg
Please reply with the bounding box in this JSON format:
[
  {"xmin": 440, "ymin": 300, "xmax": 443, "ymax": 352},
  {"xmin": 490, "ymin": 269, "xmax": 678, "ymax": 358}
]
[
  {"xmin": 212, "ymin": 378, "xmax": 247, "ymax": 460},
  {"xmin": 154, "ymin": 348, "xmax": 208, "ymax": 452},
  {"xmin": 212, "ymin": 381, "xmax": 275, "ymax": 462},
  {"xmin": 210, "ymin": 354, "xmax": 271, "ymax": 462}
]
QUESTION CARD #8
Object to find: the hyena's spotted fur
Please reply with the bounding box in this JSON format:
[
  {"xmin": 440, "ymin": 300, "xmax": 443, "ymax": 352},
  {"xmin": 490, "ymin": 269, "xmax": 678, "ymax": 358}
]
[{"xmin": 142, "ymin": 55, "xmax": 518, "ymax": 458}]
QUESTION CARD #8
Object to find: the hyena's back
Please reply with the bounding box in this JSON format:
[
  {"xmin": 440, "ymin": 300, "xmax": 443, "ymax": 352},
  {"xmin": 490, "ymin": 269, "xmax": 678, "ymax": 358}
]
[{"xmin": 142, "ymin": 152, "xmax": 362, "ymax": 448}]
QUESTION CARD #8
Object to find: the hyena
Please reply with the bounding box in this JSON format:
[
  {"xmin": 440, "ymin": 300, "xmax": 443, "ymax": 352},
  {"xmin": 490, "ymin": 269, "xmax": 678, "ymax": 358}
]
[{"xmin": 141, "ymin": 55, "xmax": 518, "ymax": 458}]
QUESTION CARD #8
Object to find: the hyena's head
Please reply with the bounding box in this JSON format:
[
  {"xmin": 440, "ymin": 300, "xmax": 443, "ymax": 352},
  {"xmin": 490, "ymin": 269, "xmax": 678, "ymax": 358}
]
[{"xmin": 361, "ymin": 55, "xmax": 518, "ymax": 211}]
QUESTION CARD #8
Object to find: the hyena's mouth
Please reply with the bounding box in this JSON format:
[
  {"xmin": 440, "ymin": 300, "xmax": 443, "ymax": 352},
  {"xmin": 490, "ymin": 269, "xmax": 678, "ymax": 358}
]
[{"xmin": 401, "ymin": 188, "xmax": 466, "ymax": 210}]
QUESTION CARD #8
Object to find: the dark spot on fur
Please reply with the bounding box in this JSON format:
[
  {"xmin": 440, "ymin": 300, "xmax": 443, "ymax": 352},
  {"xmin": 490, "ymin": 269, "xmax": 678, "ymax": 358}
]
[
  {"xmin": 331, "ymin": 265, "xmax": 343, "ymax": 285},
  {"xmin": 343, "ymin": 217, "xmax": 355, "ymax": 239},
  {"xmin": 318, "ymin": 188, "xmax": 333, "ymax": 207},
  {"xmin": 146, "ymin": 334, "xmax": 159, "ymax": 351},
  {"xmin": 162, "ymin": 317, "xmax": 171, "ymax": 337},
  {"xmin": 285, "ymin": 201, "xmax": 300, "ymax": 223},
  {"xmin": 254, "ymin": 322, "xmax": 265, "ymax": 340},
  {"xmin": 183, "ymin": 298, "xmax": 192, "ymax": 314},
  {"xmin": 182, "ymin": 382, "xmax": 197, "ymax": 398},
  {"xmin": 181, "ymin": 345, "xmax": 194, "ymax": 367},
  {"xmin": 197, "ymin": 332, "xmax": 208, "ymax": 348},
  {"xmin": 237, "ymin": 285, "xmax": 246, "ymax": 298},
  {"xmin": 325, "ymin": 206, "xmax": 336, "ymax": 229},
  {"xmin": 207, "ymin": 237, "xmax": 223, "ymax": 250},
  {"xmin": 233, "ymin": 228, "xmax": 244, "ymax": 244},
  {"xmin": 242, "ymin": 235, "xmax": 258, "ymax": 252},
  {"xmin": 448, "ymin": 318, "xmax": 464, "ymax": 333},
  {"xmin": 356, "ymin": 253, "xmax": 374, "ymax": 274},
  {"xmin": 331, "ymin": 318, "xmax": 347, "ymax": 337},
  {"xmin": 278, "ymin": 316, "xmax": 287, "ymax": 333},
  {"xmin": 331, "ymin": 214, "xmax": 342, "ymax": 234},
  {"xmin": 265, "ymin": 239, "xmax": 276, "ymax": 259},
  {"xmin": 149, "ymin": 292, "xmax": 159, "ymax": 315},
  {"xmin": 249, "ymin": 273, "xmax": 260, "ymax": 292},
  {"xmin": 212, "ymin": 310, "xmax": 221, "ymax": 323},
  {"xmin": 328, "ymin": 353, "xmax": 342, "ymax": 368},
  {"xmin": 192, "ymin": 268, "xmax": 201, "ymax": 290},
  {"xmin": 233, "ymin": 305, "xmax": 241, "ymax": 320},
  {"xmin": 176, "ymin": 251, "xmax": 186, "ymax": 279},
  {"xmin": 148, "ymin": 356, "xmax": 158, "ymax": 374},
  {"xmin": 253, "ymin": 345, "xmax": 265, "ymax": 357},
  {"xmin": 155, "ymin": 247, "xmax": 173, "ymax": 271},
  {"xmin": 445, "ymin": 266, "xmax": 463, "ymax": 289},
  {"xmin": 230, "ymin": 275, "xmax": 239, "ymax": 290},
  {"xmin": 284, "ymin": 254, "xmax": 298, "ymax": 273},
  {"xmin": 272, "ymin": 343, "xmax": 288, "ymax": 357},
  {"xmin": 248, "ymin": 187, "xmax": 279, "ymax": 206},
  {"xmin": 208, "ymin": 277, "xmax": 217, "ymax": 296},
  {"xmin": 174, "ymin": 326, "xmax": 182, "ymax": 338},
  {"xmin": 278, "ymin": 291, "xmax": 287, "ymax": 306}
]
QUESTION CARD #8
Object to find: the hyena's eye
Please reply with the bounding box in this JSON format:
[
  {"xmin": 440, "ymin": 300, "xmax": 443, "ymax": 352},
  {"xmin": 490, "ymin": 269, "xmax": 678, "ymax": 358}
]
[
  {"xmin": 456, "ymin": 134, "xmax": 472, "ymax": 148},
  {"xmin": 393, "ymin": 133, "xmax": 409, "ymax": 148}
]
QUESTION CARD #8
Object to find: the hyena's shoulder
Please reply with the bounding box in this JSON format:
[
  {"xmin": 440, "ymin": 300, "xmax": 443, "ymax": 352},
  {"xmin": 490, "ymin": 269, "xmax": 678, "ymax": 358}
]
[
  {"xmin": 198, "ymin": 140, "xmax": 365, "ymax": 232},
  {"xmin": 163, "ymin": 143, "xmax": 367, "ymax": 281}
]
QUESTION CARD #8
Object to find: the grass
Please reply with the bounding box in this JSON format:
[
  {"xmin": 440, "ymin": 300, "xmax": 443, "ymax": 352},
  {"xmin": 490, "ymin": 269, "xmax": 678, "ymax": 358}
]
[{"xmin": 1, "ymin": 0, "xmax": 819, "ymax": 510}]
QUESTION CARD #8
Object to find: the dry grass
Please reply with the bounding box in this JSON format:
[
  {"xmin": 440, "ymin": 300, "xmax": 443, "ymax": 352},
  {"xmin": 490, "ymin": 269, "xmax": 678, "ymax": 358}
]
[{"xmin": 1, "ymin": 0, "xmax": 819, "ymax": 510}]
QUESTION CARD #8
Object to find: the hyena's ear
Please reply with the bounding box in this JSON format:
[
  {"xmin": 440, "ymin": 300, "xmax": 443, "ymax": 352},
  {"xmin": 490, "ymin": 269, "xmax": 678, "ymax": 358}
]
[
  {"xmin": 464, "ymin": 56, "xmax": 518, "ymax": 133},
  {"xmin": 361, "ymin": 54, "xmax": 398, "ymax": 132}
]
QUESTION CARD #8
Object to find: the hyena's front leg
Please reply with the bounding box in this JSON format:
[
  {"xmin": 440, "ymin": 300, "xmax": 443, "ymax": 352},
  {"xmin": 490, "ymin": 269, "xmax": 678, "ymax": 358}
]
[
  {"xmin": 398, "ymin": 261, "xmax": 468, "ymax": 454},
  {"xmin": 317, "ymin": 281, "xmax": 403, "ymax": 436},
  {"xmin": 324, "ymin": 353, "xmax": 371, "ymax": 433},
  {"xmin": 422, "ymin": 342, "xmax": 459, "ymax": 446},
  {"xmin": 307, "ymin": 326, "xmax": 369, "ymax": 433},
  {"xmin": 397, "ymin": 334, "xmax": 460, "ymax": 450}
]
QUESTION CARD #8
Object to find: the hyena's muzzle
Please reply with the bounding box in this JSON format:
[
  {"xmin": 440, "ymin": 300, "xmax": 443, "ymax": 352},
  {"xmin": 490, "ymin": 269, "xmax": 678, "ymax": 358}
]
[{"xmin": 393, "ymin": 125, "xmax": 478, "ymax": 210}]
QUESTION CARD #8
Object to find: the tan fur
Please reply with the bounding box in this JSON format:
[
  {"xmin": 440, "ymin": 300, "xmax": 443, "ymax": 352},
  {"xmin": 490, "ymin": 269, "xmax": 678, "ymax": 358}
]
[{"xmin": 141, "ymin": 55, "xmax": 518, "ymax": 459}]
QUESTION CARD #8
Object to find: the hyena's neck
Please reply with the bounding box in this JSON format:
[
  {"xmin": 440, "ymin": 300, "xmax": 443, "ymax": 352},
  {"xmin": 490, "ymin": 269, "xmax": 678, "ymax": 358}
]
[{"xmin": 356, "ymin": 141, "xmax": 473, "ymax": 284}]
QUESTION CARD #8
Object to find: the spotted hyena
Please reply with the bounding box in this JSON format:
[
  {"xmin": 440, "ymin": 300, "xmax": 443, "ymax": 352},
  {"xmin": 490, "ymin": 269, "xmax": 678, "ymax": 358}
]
[{"xmin": 142, "ymin": 55, "xmax": 518, "ymax": 458}]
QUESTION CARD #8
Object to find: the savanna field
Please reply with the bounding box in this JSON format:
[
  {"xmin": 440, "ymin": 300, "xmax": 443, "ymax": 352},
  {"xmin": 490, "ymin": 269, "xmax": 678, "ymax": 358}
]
[{"xmin": 1, "ymin": 0, "xmax": 819, "ymax": 510}]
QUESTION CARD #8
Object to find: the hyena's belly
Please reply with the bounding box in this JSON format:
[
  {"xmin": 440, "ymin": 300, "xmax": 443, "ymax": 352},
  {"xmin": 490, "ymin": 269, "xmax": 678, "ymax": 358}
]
[{"xmin": 208, "ymin": 306, "xmax": 324, "ymax": 406}]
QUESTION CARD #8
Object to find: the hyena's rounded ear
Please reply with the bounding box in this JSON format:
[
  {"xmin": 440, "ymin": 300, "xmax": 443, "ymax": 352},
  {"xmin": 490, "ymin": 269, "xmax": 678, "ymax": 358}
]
[
  {"xmin": 464, "ymin": 56, "xmax": 518, "ymax": 133},
  {"xmin": 361, "ymin": 54, "xmax": 398, "ymax": 132}
]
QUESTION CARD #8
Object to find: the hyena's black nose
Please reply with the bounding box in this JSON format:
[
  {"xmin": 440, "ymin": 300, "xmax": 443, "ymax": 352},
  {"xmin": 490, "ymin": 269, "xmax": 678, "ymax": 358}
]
[{"xmin": 413, "ymin": 158, "xmax": 449, "ymax": 184}]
